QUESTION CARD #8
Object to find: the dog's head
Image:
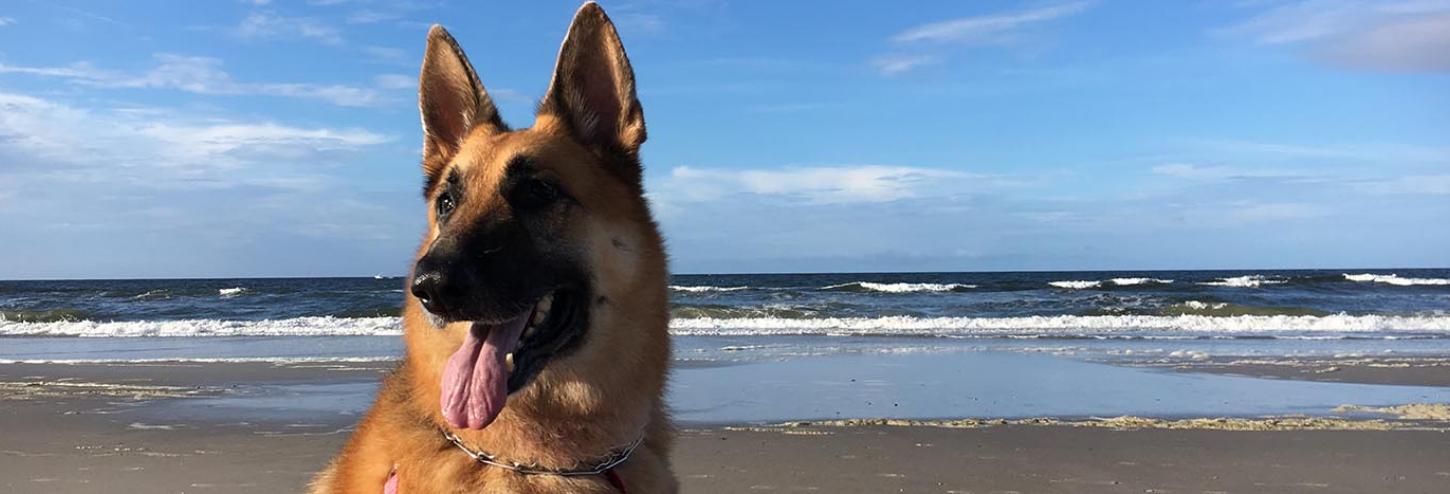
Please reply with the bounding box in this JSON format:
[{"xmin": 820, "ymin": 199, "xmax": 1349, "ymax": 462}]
[{"xmin": 405, "ymin": 4, "xmax": 665, "ymax": 431}]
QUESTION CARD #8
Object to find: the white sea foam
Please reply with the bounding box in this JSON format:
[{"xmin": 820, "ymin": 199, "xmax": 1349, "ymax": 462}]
[
  {"xmin": 0, "ymin": 316, "xmax": 401, "ymax": 338},
  {"xmin": 1048, "ymin": 278, "xmax": 1173, "ymax": 289},
  {"xmin": 826, "ymin": 282, "xmax": 976, "ymax": 293},
  {"xmin": 0, "ymin": 356, "xmax": 400, "ymax": 364},
  {"xmin": 1109, "ymin": 277, "xmax": 1174, "ymax": 286},
  {"xmin": 6, "ymin": 314, "xmax": 1450, "ymax": 339},
  {"xmin": 1049, "ymin": 280, "xmax": 1101, "ymax": 289},
  {"xmin": 218, "ymin": 287, "xmax": 247, "ymax": 297},
  {"xmin": 1199, "ymin": 275, "xmax": 1286, "ymax": 288},
  {"xmin": 669, "ymin": 285, "xmax": 751, "ymax": 292},
  {"xmin": 1343, "ymin": 273, "xmax": 1450, "ymax": 286},
  {"xmin": 667, "ymin": 314, "xmax": 1450, "ymax": 337},
  {"xmin": 1182, "ymin": 300, "xmax": 1229, "ymax": 310}
]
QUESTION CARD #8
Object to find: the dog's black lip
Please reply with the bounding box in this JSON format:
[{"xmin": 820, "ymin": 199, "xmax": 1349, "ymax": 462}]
[{"xmin": 506, "ymin": 286, "xmax": 587, "ymax": 394}]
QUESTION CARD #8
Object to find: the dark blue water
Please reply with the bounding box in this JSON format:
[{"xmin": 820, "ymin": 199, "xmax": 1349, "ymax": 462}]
[
  {"xmin": 0, "ymin": 270, "xmax": 1447, "ymax": 341},
  {"xmin": 2, "ymin": 269, "xmax": 1448, "ymax": 322}
]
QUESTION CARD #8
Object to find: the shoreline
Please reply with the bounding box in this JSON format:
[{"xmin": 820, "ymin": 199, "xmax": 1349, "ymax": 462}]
[
  {"xmin": 1123, "ymin": 355, "xmax": 1450, "ymax": 387},
  {"xmin": 3, "ymin": 356, "xmax": 1449, "ymax": 493}
]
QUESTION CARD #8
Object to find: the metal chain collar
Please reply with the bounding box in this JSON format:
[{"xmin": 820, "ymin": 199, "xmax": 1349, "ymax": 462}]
[{"xmin": 441, "ymin": 430, "xmax": 644, "ymax": 477}]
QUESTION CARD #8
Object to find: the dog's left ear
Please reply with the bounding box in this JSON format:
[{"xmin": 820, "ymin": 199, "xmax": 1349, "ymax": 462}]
[
  {"xmin": 540, "ymin": 3, "xmax": 646, "ymax": 159},
  {"xmin": 419, "ymin": 25, "xmax": 507, "ymax": 190}
]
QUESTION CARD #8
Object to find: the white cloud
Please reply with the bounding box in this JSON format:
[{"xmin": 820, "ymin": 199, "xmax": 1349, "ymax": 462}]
[
  {"xmin": 890, "ymin": 1, "xmax": 1093, "ymax": 44},
  {"xmin": 0, "ymin": 88, "xmax": 411, "ymax": 273},
  {"xmin": 659, "ymin": 165, "xmax": 975, "ymax": 204},
  {"xmin": 374, "ymin": 73, "xmax": 415, "ymax": 90},
  {"xmin": 614, "ymin": 12, "xmax": 665, "ymax": 34},
  {"xmin": 0, "ymin": 16, "xmax": 17, "ymax": 27},
  {"xmin": 0, "ymin": 54, "xmax": 383, "ymax": 107},
  {"xmin": 1359, "ymin": 174, "xmax": 1450, "ymax": 195},
  {"xmin": 362, "ymin": 45, "xmax": 411, "ymax": 65},
  {"xmin": 1223, "ymin": 0, "xmax": 1450, "ymax": 72},
  {"xmin": 0, "ymin": 90, "xmax": 387, "ymax": 182},
  {"xmin": 871, "ymin": 54, "xmax": 938, "ymax": 75},
  {"xmin": 1229, "ymin": 202, "xmax": 1325, "ymax": 222},
  {"xmin": 235, "ymin": 11, "xmax": 344, "ymax": 46},
  {"xmin": 346, "ymin": 10, "xmax": 398, "ymax": 25},
  {"xmin": 1150, "ymin": 163, "xmax": 1316, "ymax": 182}
]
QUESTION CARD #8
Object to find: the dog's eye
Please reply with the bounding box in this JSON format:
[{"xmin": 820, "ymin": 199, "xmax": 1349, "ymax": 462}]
[
  {"xmin": 435, "ymin": 190, "xmax": 457, "ymax": 219},
  {"xmin": 518, "ymin": 178, "xmax": 561, "ymax": 208}
]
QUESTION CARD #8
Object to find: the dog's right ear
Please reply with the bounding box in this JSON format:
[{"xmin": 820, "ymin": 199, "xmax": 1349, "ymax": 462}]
[{"xmin": 419, "ymin": 25, "xmax": 507, "ymax": 190}]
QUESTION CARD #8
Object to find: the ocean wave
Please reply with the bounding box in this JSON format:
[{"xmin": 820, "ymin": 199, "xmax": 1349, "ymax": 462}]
[
  {"xmin": 1049, "ymin": 280, "xmax": 1102, "ymax": 289},
  {"xmin": 669, "ymin": 285, "xmax": 751, "ymax": 293},
  {"xmin": 0, "ymin": 316, "xmax": 401, "ymax": 337},
  {"xmin": 0, "ymin": 356, "xmax": 400, "ymax": 364},
  {"xmin": 131, "ymin": 289, "xmax": 171, "ymax": 300},
  {"xmin": 218, "ymin": 287, "xmax": 248, "ymax": 297},
  {"xmin": 1199, "ymin": 275, "xmax": 1287, "ymax": 288},
  {"xmin": 1110, "ymin": 277, "xmax": 1174, "ymax": 286},
  {"xmin": 1162, "ymin": 301, "xmax": 1328, "ymax": 317},
  {"xmin": 822, "ymin": 282, "xmax": 975, "ymax": 293},
  {"xmin": 1049, "ymin": 278, "xmax": 1173, "ymax": 290},
  {"xmin": 6, "ymin": 313, "xmax": 1450, "ymax": 338},
  {"xmin": 668, "ymin": 314, "xmax": 1450, "ymax": 336},
  {"xmin": 0, "ymin": 309, "xmax": 93, "ymax": 323},
  {"xmin": 1343, "ymin": 273, "xmax": 1450, "ymax": 286},
  {"xmin": 671, "ymin": 305, "xmax": 823, "ymax": 319}
]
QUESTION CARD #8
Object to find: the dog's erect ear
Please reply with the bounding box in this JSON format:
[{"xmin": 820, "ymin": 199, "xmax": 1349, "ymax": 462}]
[
  {"xmin": 419, "ymin": 25, "xmax": 506, "ymax": 188},
  {"xmin": 539, "ymin": 3, "xmax": 646, "ymax": 158}
]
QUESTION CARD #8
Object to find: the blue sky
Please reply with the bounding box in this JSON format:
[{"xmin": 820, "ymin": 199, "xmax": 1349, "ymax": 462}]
[{"xmin": 0, "ymin": 0, "xmax": 1447, "ymax": 278}]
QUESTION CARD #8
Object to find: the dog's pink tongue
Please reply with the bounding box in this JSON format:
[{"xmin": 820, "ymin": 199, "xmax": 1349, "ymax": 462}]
[{"xmin": 440, "ymin": 315, "xmax": 528, "ymax": 429}]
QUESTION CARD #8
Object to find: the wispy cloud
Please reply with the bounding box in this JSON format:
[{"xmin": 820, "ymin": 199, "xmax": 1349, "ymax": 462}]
[
  {"xmin": 614, "ymin": 12, "xmax": 665, "ymax": 34},
  {"xmin": 874, "ymin": 2, "xmax": 1093, "ymax": 75},
  {"xmin": 1358, "ymin": 174, "xmax": 1450, "ymax": 195},
  {"xmin": 345, "ymin": 9, "xmax": 398, "ymax": 25},
  {"xmin": 1222, "ymin": 0, "xmax": 1450, "ymax": 72},
  {"xmin": 0, "ymin": 88, "xmax": 407, "ymax": 274},
  {"xmin": 235, "ymin": 11, "xmax": 344, "ymax": 46},
  {"xmin": 361, "ymin": 45, "xmax": 411, "ymax": 65},
  {"xmin": 0, "ymin": 90, "xmax": 388, "ymax": 180},
  {"xmin": 1150, "ymin": 163, "xmax": 1320, "ymax": 183},
  {"xmin": 890, "ymin": 1, "xmax": 1093, "ymax": 44},
  {"xmin": 0, "ymin": 16, "xmax": 17, "ymax": 27},
  {"xmin": 871, "ymin": 54, "xmax": 938, "ymax": 75},
  {"xmin": 658, "ymin": 165, "xmax": 976, "ymax": 204},
  {"xmin": 0, "ymin": 54, "xmax": 385, "ymax": 107},
  {"xmin": 373, "ymin": 73, "xmax": 414, "ymax": 90}
]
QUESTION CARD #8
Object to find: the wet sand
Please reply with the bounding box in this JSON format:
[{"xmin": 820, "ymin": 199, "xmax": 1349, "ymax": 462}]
[
  {"xmin": 3, "ymin": 360, "xmax": 1449, "ymax": 493},
  {"xmin": 1130, "ymin": 355, "xmax": 1450, "ymax": 387}
]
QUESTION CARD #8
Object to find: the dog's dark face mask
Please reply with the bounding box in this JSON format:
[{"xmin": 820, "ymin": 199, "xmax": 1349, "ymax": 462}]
[{"xmin": 406, "ymin": 6, "xmax": 648, "ymax": 430}]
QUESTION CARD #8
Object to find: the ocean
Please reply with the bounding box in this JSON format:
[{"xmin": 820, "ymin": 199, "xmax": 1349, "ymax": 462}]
[
  {"xmin": 4, "ymin": 269, "xmax": 1450, "ymax": 421},
  {"xmin": 4, "ymin": 269, "xmax": 1450, "ymax": 339}
]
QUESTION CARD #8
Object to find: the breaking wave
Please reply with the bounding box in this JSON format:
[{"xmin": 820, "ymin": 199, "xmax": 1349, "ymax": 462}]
[
  {"xmin": 823, "ymin": 282, "xmax": 975, "ymax": 293},
  {"xmin": 669, "ymin": 285, "xmax": 751, "ymax": 293},
  {"xmin": 1199, "ymin": 275, "xmax": 1288, "ymax": 288},
  {"xmin": 1048, "ymin": 278, "xmax": 1173, "ymax": 289},
  {"xmin": 5, "ymin": 313, "xmax": 1450, "ymax": 339},
  {"xmin": 0, "ymin": 316, "xmax": 401, "ymax": 337},
  {"xmin": 1343, "ymin": 273, "xmax": 1450, "ymax": 286},
  {"xmin": 669, "ymin": 314, "xmax": 1450, "ymax": 337}
]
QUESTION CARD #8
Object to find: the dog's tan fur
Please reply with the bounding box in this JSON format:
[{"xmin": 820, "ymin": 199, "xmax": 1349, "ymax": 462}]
[{"xmin": 310, "ymin": 4, "xmax": 676, "ymax": 492}]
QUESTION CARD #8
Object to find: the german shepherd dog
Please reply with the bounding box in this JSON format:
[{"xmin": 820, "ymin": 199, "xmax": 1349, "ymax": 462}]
[{"xmin": 310, "ymin": 3, "xmax": 675, "ymax": 492}]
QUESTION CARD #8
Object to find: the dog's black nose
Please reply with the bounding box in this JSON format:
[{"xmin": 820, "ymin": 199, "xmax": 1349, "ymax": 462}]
[{"xmin": 410, "ymin": 261, "xmax": 456, "ymax": 315}]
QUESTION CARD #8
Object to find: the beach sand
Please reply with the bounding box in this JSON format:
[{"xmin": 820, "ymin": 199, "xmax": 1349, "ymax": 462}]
[
  {"xmin": 3, "ymin": 360, "xmax": 1448, "ymax": 494},
  {"xmin": 1129, "ymin": 355, "xmax": 1450, "ymax": 387}
]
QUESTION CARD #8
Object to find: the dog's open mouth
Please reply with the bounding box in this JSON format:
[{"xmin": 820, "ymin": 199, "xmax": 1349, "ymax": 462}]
[{"xmin": 438, "ymin": 288, "xmax": 585, "ymax": 429}]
